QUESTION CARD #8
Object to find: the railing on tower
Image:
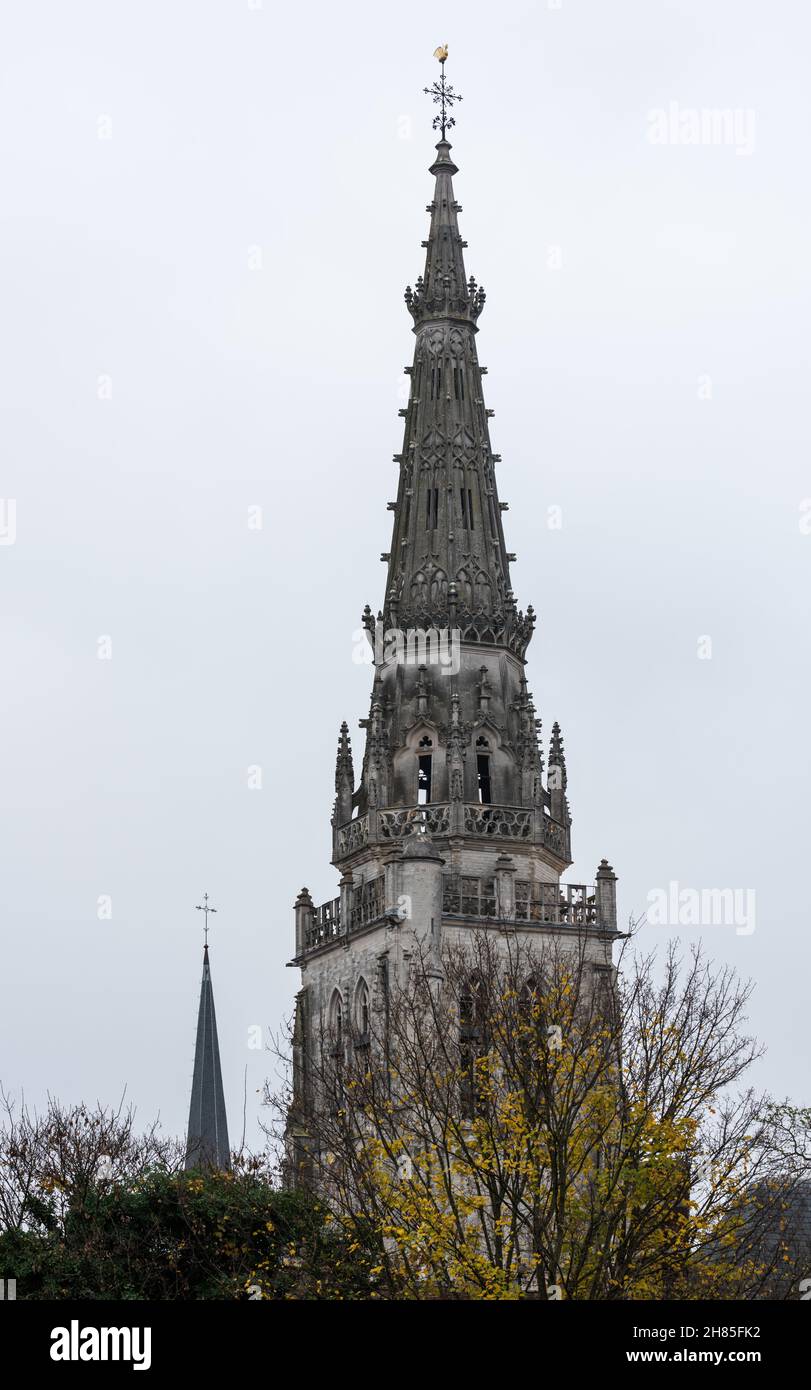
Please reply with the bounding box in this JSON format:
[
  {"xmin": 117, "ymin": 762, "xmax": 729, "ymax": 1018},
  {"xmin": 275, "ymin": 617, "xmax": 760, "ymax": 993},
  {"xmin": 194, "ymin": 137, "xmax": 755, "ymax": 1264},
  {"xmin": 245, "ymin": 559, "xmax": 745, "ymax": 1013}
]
[
  {"xmin": 306, "ymin": 876, "xmax": 388, "ymax": 951},
  {"xmin": 462, "ymin": 804, "xmax": 531, "ymax": 839},
  {"xmin": 335, "ymin": 803, "xmax": 570, "ymax": 860},
  {"xmin": 443, "ymin": 874, "xmax": 599, "ymax": 928},
  {"xmin": 305, "ymin": 896, "xmax": 341, "ymax": 950},
  {"xmin": 514, "ymin": 880, "xmax": 598, "ymax": 927},
  {"xmin": 349, "ymin": 876, "xmax": 386, "ymax": 931},
  {"xmin": 304, "ymin": 870, "xmax": 607, "ymax": 955}
]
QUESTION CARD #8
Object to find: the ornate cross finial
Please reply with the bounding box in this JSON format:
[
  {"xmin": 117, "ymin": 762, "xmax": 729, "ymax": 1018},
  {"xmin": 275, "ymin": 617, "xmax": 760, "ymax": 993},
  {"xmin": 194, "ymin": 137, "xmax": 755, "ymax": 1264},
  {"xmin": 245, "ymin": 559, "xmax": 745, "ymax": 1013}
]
[
  {"xmin": 424, "ymin": 44, "xmax": 462, "ymax": 140},
  {"xmin": 195, "ymin": 892, "xmax": 217, "ymax": 947}
]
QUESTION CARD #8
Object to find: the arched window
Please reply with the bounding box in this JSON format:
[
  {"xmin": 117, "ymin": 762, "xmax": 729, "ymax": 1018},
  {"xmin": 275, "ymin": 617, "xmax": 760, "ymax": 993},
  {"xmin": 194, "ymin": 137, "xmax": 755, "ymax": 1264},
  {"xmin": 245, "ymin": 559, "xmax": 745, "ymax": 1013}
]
[
  {"xmin": 460, "ymin": 975, "xmax": 486, "ymax": 1036},
  {"xmin": 354, "ymin": 978, "xmax": 371, "ymax": 1042},
  {"xmin": 329, "ymin": 989, "xmax": 344, "ymax": 1055},
  {"xmin": 476, "ymin": 747, "xmax": 492, "ymax": 804},
  {"xmin": 430, "ymin": 568, "xmax": 447, "ymax": 604},
  {"xmin": 474, "ymin": 572, "xmax": 491, "ymax": 612},
  {"xmin": 456, "ymin": 567, "xmax": 473, "ymax": 608},
  {"xmin": 519, "ymin": 977, "xmax": 540, "ymax": 1016},
  {"xmin": 460, "ymin": 976, "xmax": 487, "ymax": 1118},
  {"xmin": 516, "ymin": 979, "xmax": 536, "ymax": 1064},
  {"xmin": 411, "ymin": 570, "xmax": 428, "ymax": 603},
  {"xmin": 328, "ymin": 989, "xmax": 346, "ymax": 1113}
]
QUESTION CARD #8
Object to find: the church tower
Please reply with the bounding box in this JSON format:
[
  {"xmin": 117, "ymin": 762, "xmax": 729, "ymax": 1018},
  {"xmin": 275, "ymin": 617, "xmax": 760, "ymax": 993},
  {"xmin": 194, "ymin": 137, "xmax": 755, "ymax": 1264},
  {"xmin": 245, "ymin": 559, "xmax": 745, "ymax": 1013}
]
[{"xmin": 289, "ymin": 59, "xmax": 618, "ymax": 1146}]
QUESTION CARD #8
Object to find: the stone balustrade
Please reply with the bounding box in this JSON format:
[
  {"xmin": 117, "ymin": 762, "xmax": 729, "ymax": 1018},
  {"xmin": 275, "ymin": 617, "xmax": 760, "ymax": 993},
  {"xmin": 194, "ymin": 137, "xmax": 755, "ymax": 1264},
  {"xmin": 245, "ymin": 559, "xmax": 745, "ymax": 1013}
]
[
  {"xmin": 305, "ymin": 895, "xmax": 341, "ymax": 950},
  {"xmin": 298, "ymin": 856, "xmax": 617, "ymax": 957},
  {"xmin": 442, "ymin": 874, "xmax": 599, "ymax": 927},
  {"xmin": 335, "ymin": 802, "xmax": 570, "ymax": 861}
]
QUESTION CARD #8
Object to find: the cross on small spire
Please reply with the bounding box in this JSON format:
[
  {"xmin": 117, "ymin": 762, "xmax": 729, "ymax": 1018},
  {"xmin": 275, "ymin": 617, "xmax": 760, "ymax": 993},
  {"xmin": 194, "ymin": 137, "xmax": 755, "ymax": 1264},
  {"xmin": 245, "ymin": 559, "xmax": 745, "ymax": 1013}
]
[
  {"xmin": 424, "ymin": 44, "xmax": 462, "ymax": 140},
  {"xmin": 195, "ymin": 892, "xmax": 217, "ymax": 947}
]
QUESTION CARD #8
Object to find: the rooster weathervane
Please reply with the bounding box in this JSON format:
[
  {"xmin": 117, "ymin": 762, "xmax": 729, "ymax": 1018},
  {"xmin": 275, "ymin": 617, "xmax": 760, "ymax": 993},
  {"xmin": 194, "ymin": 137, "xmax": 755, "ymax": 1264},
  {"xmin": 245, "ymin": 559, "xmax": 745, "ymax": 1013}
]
[{"xmin": 424, "ymin": 45, "xmax": 462, "ymax": 140}]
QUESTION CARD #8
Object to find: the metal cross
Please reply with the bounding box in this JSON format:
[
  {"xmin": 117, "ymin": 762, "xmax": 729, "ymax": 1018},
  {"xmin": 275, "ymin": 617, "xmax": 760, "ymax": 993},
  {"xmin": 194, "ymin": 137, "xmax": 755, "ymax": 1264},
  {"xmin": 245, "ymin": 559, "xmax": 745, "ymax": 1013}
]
[
  {"xmin": 195, "ymin": 892, "xmax": 217, "ymax": 946},
  {"xmin": 424, "ymin": 45, "xmax": 462, "ymax": 140}
]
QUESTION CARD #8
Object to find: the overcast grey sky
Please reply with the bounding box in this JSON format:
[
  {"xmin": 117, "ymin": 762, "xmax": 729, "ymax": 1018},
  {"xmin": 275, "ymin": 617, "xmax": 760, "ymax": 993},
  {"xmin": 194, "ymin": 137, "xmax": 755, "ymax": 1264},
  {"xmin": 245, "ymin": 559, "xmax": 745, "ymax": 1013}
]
[{"xmin": 1, "ymin": 0, "xmax": 809, "ymax": 1156}]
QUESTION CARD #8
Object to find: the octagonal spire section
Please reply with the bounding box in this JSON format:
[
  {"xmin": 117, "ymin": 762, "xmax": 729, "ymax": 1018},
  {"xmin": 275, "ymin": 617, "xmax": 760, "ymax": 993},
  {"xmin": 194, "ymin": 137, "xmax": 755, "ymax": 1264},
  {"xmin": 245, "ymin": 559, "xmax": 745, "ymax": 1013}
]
[
  {"xmin": 383, "ymin": 141, "xmax": 533, "ymax": 658},
  {"xmin": 184, "ymin": 945, "xmax": 231, "ymax": 1171},
  {"xmin": 405, "ymin": 141, "xmax": 485, "ymax": 327}
]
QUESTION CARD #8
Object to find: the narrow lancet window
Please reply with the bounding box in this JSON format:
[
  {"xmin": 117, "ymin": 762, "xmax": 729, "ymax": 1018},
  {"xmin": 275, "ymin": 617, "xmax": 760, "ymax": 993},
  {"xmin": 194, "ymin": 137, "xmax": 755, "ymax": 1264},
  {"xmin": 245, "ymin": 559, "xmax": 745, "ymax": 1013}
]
[
  {"xmin": 477, "ymin": 754, "xmax": 492, "ymax": 804},
  {"xmin": 460, "ymin": 487, "xmax": 474, "ymax": 529},
  {"xmin": 418, "ymin": 754, "xmax": 433, "ymax": 804}
]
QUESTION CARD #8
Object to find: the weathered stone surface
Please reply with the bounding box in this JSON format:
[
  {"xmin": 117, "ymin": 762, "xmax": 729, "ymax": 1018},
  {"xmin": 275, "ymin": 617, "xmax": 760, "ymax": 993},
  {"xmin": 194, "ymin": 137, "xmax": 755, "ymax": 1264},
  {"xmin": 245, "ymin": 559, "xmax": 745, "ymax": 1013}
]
[{"xmin": 288, "ymin": 128, "xmax": 618, "ymax": 1132}]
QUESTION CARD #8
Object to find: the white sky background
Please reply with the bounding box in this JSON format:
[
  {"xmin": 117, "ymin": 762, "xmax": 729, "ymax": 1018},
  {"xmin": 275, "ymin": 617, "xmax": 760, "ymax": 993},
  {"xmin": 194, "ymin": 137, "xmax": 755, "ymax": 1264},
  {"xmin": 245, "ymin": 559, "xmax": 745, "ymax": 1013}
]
[{"xmin": 1, "ymin": 0, "xmax": 809, "ymax": 1157}]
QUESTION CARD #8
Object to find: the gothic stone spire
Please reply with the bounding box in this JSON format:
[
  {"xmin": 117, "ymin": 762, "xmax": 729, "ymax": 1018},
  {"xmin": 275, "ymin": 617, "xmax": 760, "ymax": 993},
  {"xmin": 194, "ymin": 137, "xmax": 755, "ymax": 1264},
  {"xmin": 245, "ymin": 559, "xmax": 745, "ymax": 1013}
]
[
  {"xmin": 324, "ymin": 58, "xmax": 572, "ymax": 863},
  {"xmin": 388, "ymin": 127, "xmax": 532, "ymax": 656},
  {"xmin": 288, "ymin": 65, "xmax": 619, "ymax": 1180},
  {"xmin": 185, "ymin": 938, "xmax": 230, "ymax": 1171}
]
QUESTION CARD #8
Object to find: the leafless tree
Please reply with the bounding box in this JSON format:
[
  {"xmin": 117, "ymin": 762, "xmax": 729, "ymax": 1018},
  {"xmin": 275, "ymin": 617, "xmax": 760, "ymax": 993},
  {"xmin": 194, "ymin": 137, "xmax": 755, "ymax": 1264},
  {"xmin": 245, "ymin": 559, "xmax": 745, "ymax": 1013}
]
[{"xmin": 0, "ymin": 1088, "xmax": 182, "ymax": 1233}]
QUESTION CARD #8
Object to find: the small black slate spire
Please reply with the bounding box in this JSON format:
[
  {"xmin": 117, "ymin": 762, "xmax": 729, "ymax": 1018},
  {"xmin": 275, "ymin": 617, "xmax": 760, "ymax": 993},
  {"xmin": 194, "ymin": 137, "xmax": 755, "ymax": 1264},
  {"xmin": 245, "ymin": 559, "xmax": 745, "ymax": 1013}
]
[{"xmin": 185, "ymin": 899, "xmax": 230, "ymax": 1171}]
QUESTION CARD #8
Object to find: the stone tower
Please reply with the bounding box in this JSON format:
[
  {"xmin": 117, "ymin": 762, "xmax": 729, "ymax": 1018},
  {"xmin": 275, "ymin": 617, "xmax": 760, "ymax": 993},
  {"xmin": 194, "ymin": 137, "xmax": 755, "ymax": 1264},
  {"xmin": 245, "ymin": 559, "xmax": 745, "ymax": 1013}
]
[{"xmin": 289, "ymin": 77, "xmax": 618, "ymax": 1150}]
